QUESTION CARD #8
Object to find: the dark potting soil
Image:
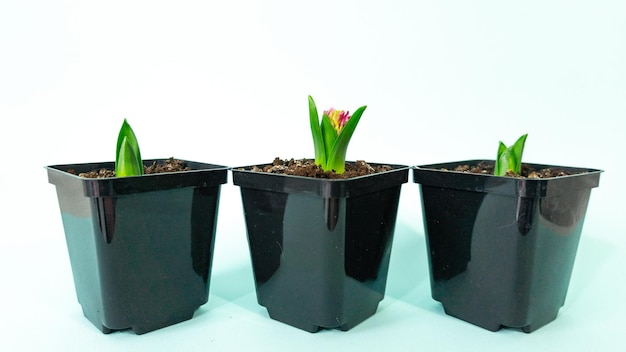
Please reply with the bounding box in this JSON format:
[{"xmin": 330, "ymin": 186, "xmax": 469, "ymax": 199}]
[
  {"xmin": 445, "ymin": 161, "xmax": 575, "ymax": 178},
  {"xmin": 248, "ymin": 158, "xmax": 393, "ymax": 179},
  {"xmin": 68, "ymin": 157, "xmax": 191, "ymax": 178}
]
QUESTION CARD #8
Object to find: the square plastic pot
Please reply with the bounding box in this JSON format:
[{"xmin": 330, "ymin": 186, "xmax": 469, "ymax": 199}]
[
  {"xmin": 46, "ymin": 159, "xmax": 228, "ymax": 334},
  {"xmin": 232, "ymin": 162, "xmax": 409, "ymax": 332},
  {"xmin": 413, "ymin": 160, "xmax": 602, "ymax": 332}
]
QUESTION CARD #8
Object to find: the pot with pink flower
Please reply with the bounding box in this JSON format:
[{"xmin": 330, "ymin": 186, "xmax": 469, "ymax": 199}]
[{"xmin": 232, "ymin": 96, "xmax": 409, "ymax": 332}]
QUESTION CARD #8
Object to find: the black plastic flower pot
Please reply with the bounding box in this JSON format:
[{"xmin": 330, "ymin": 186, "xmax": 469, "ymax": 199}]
[
  {"xmin": 413, "ymin": 160, "xmax": 602, "ymax": 333},
  {"xmin": 46, "ymin": 159, "xmax": 228, "ymax": 334},
  {"xmin": 232, "ymin": 162, "xmax": 409, "ymax": 332}
]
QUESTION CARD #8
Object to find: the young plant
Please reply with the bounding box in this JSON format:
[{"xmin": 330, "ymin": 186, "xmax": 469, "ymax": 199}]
[
  {"xmin": 115, "ymin": 119, "xmax": 143, "ymax": 177},
  {"xmin": 494, "ymin": 133, "xmax": 528, "ymax": 176},
  {"xmin": 308, "ymin": 95, "xmax": 366, "ymax": 174}
]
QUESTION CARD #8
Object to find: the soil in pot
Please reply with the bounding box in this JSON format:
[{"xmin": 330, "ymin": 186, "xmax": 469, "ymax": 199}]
[
  {"xmin": 444, "ymin": 161, "xmax": 581, "ymax": 178},
  {"xmin": 69, "ymin": 157, "xmax": 190, "ymax": 178},
  {"xmin": 246, "ymin": 157, "xmax": 393, "ymax": 179}
]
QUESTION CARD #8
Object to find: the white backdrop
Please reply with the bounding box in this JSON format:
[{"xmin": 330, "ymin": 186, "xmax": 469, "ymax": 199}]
[{"xmin": 1, "ymin": 0, "xmax": 624, "ymax": 350}]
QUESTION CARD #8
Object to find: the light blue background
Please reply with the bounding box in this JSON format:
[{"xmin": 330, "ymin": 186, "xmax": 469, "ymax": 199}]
[{"xmin": 1, "ymin": 0, "xmax": 624, "ymax": 350}]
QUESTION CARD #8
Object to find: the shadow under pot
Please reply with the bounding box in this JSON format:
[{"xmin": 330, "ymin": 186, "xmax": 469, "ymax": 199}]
[
  {"xmin": 413, "ymin": 160, "xmax": 602, "ymax": 333},
  {"xmin": 46, "ymin": 159, "xmax": 228, "ymax": 334},
  {"xmin": 232, "ymin": 162, "xmax": 409, "ymax": 332}
]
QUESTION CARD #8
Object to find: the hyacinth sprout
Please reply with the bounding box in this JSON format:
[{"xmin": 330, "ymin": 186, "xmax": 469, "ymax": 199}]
[
  {"xmin": 308, "ymin": 95, "xmax": 366, "ymax": 174},
  {"xmin": 115, "ymin": 119, "xmax": 143, "ymax": 177},
  {"xmin": 494, "ymin": 133, "xmax": 528, "ymax": 176}
]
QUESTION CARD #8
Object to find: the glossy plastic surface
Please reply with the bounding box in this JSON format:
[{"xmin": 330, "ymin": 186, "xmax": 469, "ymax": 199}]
[
  {"xmin": 46, "ymin": 159, "xmax": 228, "ymax": 334},
  {"xmin": 413, "ymin": 160, "xmax": 602, "ymax": 332},
  {"xmin": 232, "ymin": 163, "xmax": 409, "ymax": 332}
]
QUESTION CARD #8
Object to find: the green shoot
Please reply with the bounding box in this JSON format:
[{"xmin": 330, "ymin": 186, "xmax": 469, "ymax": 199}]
[
  {"xmin": 308, "ymin": 95, "xmax": 366, "ymax": 174},
  {"xmin": 115, "ymin": 119, "xmax": 143, "ymax": 177},
  {"xmin": 494, "ymin": 133, "xmax": 528, "ymax": 176}
]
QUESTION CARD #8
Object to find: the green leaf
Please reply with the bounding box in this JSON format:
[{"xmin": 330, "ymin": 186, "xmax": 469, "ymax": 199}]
[
  {"xmin": 320, "ymin": 113, "xmax": 337, "ymax": 165},
  {"xmin": 116, "ymin": 137, "xmax": 143, "ymax": 177},
  {"xmin": 511, "ymin": 133, "xmax": 528, "ymax": 167},
  {"xmin": 494, "ymin": 133, "xmax": 528, "ymax": 176},
  {"xmin": 308, "ymin": 96, "xmax": 326, "ymax": 167},
  {"xmin": 326, "ymin": 105, "xmax": 367, "ymax": 173},
  {"xmin": 494, "ymin": 142, "xmax": 508, "ymax": 176},
  {"xmin": 115, "ymin": 119, "xmax": 143, "ymax": 177}
]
